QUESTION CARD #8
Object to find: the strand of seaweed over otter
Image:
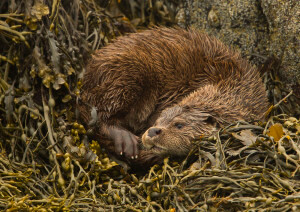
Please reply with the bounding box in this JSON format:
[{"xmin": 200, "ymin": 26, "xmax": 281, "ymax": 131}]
[{"xmin": 78, "ymin": 27, "xmax": 269, "ymax": 165}]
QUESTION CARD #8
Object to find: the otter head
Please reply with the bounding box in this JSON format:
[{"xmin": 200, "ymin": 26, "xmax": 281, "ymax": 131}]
[{"xmin": 142, "ymin": 105, "xmax": 219, "ymax": 157}]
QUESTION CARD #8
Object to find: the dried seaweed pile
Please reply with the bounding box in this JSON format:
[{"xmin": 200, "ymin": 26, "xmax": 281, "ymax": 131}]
[{"xmin": 0, "ymin": 0, "xmax": 300, "ymax": 211}]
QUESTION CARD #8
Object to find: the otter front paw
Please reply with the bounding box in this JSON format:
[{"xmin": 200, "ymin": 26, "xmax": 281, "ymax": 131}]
[{"xmin": 108, "ymin": 127, "xmax": 139, "ymax": 159}]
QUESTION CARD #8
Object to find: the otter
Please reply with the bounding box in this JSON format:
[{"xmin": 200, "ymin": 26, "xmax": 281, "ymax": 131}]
[{"xmin": 79, "ymin": 27, "xmax": 268, "ymax": 164}]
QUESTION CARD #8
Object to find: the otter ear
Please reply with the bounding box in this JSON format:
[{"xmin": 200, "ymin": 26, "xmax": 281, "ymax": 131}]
[
  {"xmin": 183, "ymin": 105, "xmax": 191, "ymax": 110},
  {"xmin": 204, "ymin": 114, "xmax": 220, "ymax": 128},
  {"xmin": 205, "ymin": 116, "xmax": 215, "ymax": 125}
]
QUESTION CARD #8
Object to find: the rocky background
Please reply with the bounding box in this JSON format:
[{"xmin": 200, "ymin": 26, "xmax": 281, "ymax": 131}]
[{"xmin": 180, "ymin": 0, "xmax": 299, "ymax": 91}]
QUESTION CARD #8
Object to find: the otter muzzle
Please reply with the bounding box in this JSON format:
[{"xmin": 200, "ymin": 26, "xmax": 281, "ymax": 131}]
[{"xmin": 142, "ymin": 127, "xmax": 162, "ymax": 149}]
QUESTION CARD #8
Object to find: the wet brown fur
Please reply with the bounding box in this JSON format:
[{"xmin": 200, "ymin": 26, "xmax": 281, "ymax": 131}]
[{"xmin": 79, "ymin": 27, "xmax": 269, "ymax": 165}]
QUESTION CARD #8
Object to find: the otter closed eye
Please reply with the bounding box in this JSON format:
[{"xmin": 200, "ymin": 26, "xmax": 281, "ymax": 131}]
[{"xmin": 174, "ymin": 123, "xmax": 184, "ymax": 129}]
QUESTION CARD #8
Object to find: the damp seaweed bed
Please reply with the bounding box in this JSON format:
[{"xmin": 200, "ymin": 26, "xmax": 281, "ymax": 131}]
[{"xmin": 0, "ymin": 1, "xmax": 299, "ymax": 211}]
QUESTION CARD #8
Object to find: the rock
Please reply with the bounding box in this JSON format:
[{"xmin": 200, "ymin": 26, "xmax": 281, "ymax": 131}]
[{"xmin": 180, "ymin": 0, "xmax": 299, "ymax": 93}]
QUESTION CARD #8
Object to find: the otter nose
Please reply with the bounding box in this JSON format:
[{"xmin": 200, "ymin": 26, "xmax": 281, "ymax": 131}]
[{"xmin": 147, "ymin": 127, "xmax": 162, "ymax": 138}]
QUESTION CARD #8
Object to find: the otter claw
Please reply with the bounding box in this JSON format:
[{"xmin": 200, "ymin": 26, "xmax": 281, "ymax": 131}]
[{"xmin": 108, "ymin": 126, "xmax": 139, "ymax": 159}]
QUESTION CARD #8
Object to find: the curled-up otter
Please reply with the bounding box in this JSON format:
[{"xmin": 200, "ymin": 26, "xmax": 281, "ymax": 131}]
[{"xmin": 78, "ymin": 27, "xmax": 268, "ymax": 165}]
